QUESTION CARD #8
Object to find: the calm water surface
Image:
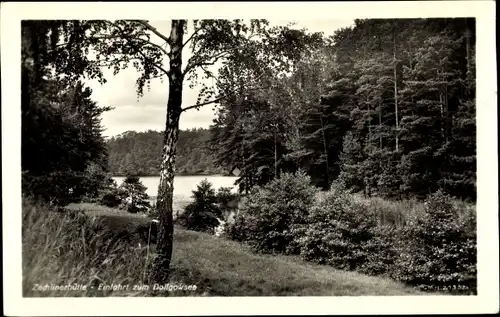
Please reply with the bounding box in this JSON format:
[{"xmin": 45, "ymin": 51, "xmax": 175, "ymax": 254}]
[{"xmin": 113, "ymin": 175, "xmax": 238, "ymax": 201}]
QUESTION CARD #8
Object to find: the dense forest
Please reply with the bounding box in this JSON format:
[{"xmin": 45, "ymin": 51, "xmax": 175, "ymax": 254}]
[
  {"xmin": 106, "ymin": 128, "xmax": 224, "ymax": 176},
  {"xmin": 20, "ymin": 18, "xmax": 476, "ymax": 203},
  {"xmin": 210, "ymin": 18, "xmax": 476, "ymax": 201},
  {"xmin": 107, "ymin": 18, "xmax": 476, "ymax": 203},
  {"xmin": 21, "ymin": 21, "xmax": 114, "ymax": 205}
]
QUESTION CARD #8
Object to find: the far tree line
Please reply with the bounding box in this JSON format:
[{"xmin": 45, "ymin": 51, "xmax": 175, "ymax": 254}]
[{"xmin": 106, "ymin": 129, "xmax": 225, "ymax": 176}]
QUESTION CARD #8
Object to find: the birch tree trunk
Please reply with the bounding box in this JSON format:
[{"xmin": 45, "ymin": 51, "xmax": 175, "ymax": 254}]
[{"xmin": 150, "ymin": 19, "xmax": 185, "ymax": 286}]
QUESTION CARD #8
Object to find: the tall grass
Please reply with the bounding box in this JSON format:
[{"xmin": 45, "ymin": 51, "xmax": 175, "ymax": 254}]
[
  {"xmin": 22, "ymin": 199, "xmax": 155, "ymax": 297},
  {"xmin": 331, "ymin": 192, "xmax": 476, "ymax": 228}
]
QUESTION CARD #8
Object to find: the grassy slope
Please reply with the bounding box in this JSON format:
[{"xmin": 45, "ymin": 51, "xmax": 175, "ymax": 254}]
[
  {"xmin": 24, "ymin": 202, "xmax": 425, "ymax": 297},
  {"xmin": 169, "ymin": 229, "xmax": 423, "ymax": 296}
]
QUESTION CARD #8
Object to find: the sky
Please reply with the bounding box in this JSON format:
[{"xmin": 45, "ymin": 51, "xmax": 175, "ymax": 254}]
[{"xmin": 85, "ymin": 19, "xmax": 355, "ymax": 138}]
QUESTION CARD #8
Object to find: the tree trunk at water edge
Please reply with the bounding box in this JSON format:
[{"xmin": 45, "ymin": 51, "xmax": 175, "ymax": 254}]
[{"xmin": 150, "ymin": 20, "xmax": 185, "ymax": 287}]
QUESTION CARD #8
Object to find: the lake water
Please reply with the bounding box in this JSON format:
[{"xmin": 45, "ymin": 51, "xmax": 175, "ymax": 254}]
[{"xmin": 113, "ymin": 175, "xmax": 239, "ymax": 202}]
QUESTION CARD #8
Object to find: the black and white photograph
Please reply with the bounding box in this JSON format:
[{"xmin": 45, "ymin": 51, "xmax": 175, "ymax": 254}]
[{"xmin": 2, "ymin": 1, "xmax": 498, "ymax": 316}]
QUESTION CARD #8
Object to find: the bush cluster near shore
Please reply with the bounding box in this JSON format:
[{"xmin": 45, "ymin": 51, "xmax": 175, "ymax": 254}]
[{"xmin": 223, "ymin": 171, "xmax": 477, "ymax": 294}]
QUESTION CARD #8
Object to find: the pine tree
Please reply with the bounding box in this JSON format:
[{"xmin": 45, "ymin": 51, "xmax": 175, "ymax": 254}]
[
  {"xmin": 176, "ymin": 179, "xmax": 223, "ymax": 233},
  {"xmin": 398, "ymin": 32, "xmax": 463, "ymax": 198},
  {"xmin": 439, "ymin": 47, "xmax": 476, "ymax": 200},
  {"xmin": 119, "ymin": 175, "xmax": 151, "ymax": 213}
]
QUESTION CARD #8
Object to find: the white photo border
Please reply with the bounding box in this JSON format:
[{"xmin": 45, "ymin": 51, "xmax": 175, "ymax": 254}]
[{"xmin": 2, "ymin": 1, "xmax": 498, "ymax": 315}]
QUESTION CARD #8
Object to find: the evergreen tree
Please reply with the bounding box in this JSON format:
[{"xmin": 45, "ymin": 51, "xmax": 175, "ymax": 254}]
[
  {"xmin": 22, "ymin": 20, "xmax": 112, "ymax": 205},
  {"xmin": 176, "ymin": 179, "xmax": 223, "ymax": 233},
  {"xmin": 119, "ymin": 175, "xmax": 151, "ymax": 213}
]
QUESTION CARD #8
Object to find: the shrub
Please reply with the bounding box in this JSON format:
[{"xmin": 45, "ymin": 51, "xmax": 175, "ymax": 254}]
[
  {"xmin": 22, "ymin": 171, "xmax": 87, "ymax": 206},
  {"xmin": 356, "ymin": 225, "xmax": 398, "ymax": 277},
  {"xmin": 118, "ymin": 176, "xmax": 151, "ymax": 214},
  {"xmin": 392, "ymin": 190, "xmax": 477, "ymax": 294},
  {"xmin": 99, "ymin": 179, "xmax": 126, "ymax": 208},
  {"xmin": 223, "ymin": 210, "xmax": 258, "ymax": 242},
  {"xmin": 296, "ymin": 182, "xmax": 380, "ymax": 271},
  {"xmin": 216, "ymin": 186, "xmax": 239, "ymax": 221},
  {"xmin": 22, "ymin": 162, "xmax": 114, "ymax": 207},
  {"xmin": 225, "ymin": 171, "xmax": 318, "ymax": 255},
  {"xmin": 176, "ymin": 179, "xmax": 223, "ymax": 234},
  {"xmin": 216, "ymin": 187, "xmax": 238, "ymax": 207}
]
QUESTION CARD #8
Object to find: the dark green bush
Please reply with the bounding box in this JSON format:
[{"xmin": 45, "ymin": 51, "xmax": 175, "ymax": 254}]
[
  {"xmin": 118, "ymin": 175, "xmax": 151, "ymax": 214},
  {"xmin": 23, "ymin": 172, "xmax": 78, "ymax": 206},
  {"xmin": 216, "ymin": 187, "xmax": 238, "ymax": 207},
  {"xmin": 99, "ymin": 180, "xmax": 126, "ymax": 208},
  {"xmin": 22, "ymin": 161, "xmax": 113, "ymax": 207},
  {"xmin": 225, "ymin": 174, "xmax": 476, "ymax": 294},
  {"xmin": 295, "ymin": 183, "xmax": 380, "ymax": 271},
  {"xmin": 225, "ymin": 171, "xmax": 318, "ymax": 255},
  {"xmin": 356, "ymin": 225, "xmax": 398, "ymax": 277},
  {"xmin": 391, "ymin": 190, "xmax": 477, "ymax": 294},
  {"xmin": 176, "ymin": 179, "xmax": 223, "ymax": 233}
]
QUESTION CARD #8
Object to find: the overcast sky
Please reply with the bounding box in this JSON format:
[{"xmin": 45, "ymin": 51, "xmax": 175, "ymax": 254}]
[{"xmin": 85, "ymin": 19, "xmax": 355, "ymax": 137}]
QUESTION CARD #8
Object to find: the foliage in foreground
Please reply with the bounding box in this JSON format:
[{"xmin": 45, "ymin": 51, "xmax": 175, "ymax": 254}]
[
  {"xmin": 175, "ymin": 179, "xmax": 227, "ymax": 234},
  {"xmin": 226, "ymin": 176, "xmax": 477, "ymax": 294},
  {"xmin": 296, "ymin": 183, "xmax": 392, "ymax": 274},
  {"xmin": 225, "ymin": 171, "xmax": 319, "ymax": 254},
  {"xmin": 392, "ymin": 191, "xmax": 477, "ymax": 293}
]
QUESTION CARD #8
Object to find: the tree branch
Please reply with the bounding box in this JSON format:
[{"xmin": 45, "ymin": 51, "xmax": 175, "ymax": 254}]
[
  {"xmin": 181, "ymin": 94, "xmax": 231, "ymax": 113},
  {"xmin": 183, "ymin": 50, "xmax": 231, "ymax": 76},
  {"xmin": 90, "ymin": 35, "xmax": 169, "ymax": 55},
  {"xmin": 201, "ymin": 65, "xmax": 223, "ymax": 86},
  {"xmin": 134, "ymin": 20, "xmax": 171, "ymax": 46},
  {"xmin": 181, "ymin": 72, "xmax": 266, "ymax": 113},
  {"xmin": 181, "ymin": 24, "xmax": 204, "ymax": 50},
  {"xmin": 107, "ymin": 21, "xmax": 170, "ymax": 77}
]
